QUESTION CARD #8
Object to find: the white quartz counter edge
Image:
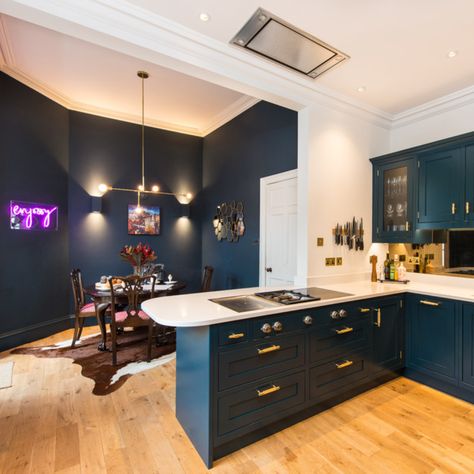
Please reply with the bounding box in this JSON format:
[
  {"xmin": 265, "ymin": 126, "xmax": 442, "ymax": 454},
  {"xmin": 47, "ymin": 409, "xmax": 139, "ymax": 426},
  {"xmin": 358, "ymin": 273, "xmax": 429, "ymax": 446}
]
[{"xmin": 141, "ymin": 280, "xmax": 474, "ymax": 327}]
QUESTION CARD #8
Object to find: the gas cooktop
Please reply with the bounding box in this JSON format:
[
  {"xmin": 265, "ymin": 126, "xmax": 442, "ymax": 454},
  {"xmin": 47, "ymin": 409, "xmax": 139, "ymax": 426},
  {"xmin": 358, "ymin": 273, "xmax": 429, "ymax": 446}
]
[{"xmin": 255, "ymin": 287, "xmax": 353, "ymax": 305}]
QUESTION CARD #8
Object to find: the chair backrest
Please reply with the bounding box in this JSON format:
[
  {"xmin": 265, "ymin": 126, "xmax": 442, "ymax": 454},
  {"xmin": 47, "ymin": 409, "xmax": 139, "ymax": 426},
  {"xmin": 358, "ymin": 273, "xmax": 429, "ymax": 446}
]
[
  {"xmin": 70, "ymin": 269, "xmax": 85, "ymax": 313},
  {"xmin": 109, "ymin": 274, "xmax": 156, "ymax": 320},
  {"xmin": 201, "ymin": 265, "xmax": 214, "ymax": 292}
]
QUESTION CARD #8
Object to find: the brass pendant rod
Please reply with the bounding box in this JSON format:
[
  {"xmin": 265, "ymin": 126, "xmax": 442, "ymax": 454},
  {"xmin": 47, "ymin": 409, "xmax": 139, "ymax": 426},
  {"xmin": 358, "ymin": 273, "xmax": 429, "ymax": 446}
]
[
  {"xmin": 141, "ymin": 72, "xmax": 145, "ymax": 190},
  {"xmin": 109, "ymin": 186, "xmax": 188, "ymax": 197}
]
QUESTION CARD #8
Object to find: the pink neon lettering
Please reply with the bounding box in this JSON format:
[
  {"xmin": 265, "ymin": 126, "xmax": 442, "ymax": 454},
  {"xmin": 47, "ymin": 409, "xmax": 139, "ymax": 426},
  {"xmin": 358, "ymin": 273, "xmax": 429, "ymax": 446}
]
[{"xmin": 10, "ymin": 203, "xmax": 57, "ymax": 229}]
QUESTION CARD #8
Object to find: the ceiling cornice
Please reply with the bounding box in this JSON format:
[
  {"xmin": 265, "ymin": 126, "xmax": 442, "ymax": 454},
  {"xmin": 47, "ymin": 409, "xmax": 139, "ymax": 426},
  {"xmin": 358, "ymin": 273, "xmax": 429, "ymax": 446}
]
[{"xmin": 391, "ymin": 85, "xmax": 474, "ymax": 129}]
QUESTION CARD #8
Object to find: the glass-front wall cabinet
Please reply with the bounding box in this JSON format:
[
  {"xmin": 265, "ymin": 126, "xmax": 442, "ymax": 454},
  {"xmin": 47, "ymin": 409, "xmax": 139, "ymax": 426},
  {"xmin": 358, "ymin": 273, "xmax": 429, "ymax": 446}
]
[
  {"xmin": 372, "ymin": 156, "xmax": 416, "ymax": 243},
  {"xmin": 383, "ymin": 165, "xmax": 409, "ymax": 233}
]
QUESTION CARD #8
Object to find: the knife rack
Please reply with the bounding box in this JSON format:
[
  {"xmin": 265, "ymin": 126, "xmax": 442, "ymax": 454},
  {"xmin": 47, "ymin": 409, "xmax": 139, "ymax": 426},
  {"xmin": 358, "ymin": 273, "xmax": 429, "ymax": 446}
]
[{"xmin": 332, "ymin": 217, "xmax": 365, "ymax": 251}]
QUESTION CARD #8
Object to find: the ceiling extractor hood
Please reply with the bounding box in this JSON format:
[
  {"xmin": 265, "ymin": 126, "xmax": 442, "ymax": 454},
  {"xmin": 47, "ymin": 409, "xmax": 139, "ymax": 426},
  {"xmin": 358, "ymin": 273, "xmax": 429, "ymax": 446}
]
[{"xmin": 231, "ymin": 8, "xmax": 349, "ymax": 79}]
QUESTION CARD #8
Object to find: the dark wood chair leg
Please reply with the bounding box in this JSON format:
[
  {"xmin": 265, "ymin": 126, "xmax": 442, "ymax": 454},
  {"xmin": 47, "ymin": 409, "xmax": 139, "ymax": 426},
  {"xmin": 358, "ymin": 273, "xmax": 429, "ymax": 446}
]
[
  {"xmin": 112, "ymin": 325, "xmax": 118, "ymax": 365},
  {"xmin": 77, "ymin": 318, "xmax": 85, "ymax": 341},
  {"xmin": 147, "ymin": 324, "xmax": 153, "ymax": 362},
  {"xmin": 71, "ymin": 317, "xmax": 80, "ymax": 348},
  {"xmin": 96, "ymin": 307, "xmax": 108, "ymax": 349}
]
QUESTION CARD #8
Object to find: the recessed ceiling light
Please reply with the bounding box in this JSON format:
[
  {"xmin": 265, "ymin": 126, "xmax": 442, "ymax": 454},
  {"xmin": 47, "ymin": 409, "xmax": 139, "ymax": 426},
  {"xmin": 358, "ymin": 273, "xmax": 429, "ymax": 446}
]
[
  {"xmin": 236, "ymin": 38, "xmax": 245, "ymax": 45},
  {"xmin": 357, "ymin": 86, "xmax": 367, "ymax": 93},
  {"xmin": 447, "ymin": 50, "xmax": 458, "ymax": 58},
  {"xmin": 199, "ymin": 13, "xmax": 210, "ymax": 22}
]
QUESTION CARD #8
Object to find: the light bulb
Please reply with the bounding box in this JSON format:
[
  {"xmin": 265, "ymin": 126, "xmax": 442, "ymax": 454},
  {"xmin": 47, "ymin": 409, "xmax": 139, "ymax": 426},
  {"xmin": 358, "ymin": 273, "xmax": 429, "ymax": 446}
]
[
  {"xmin": 199, "ymin": 12, "xmax": 210, "ymax": 22},
  {"xmin": 98, "ymin": 183, "xmax": 109, "ymax": 193},
  {"xmin": 186, "ymin": 192, "xmax": 193, "ymax": 200},
  {"xmin": 135, "ymin": 206, "xmax": 143, "ymax": 214},
  {"xmin": 138, "ymin": 184, "xmax": 144, "ymax": 191},
  {"xmin": 152, "ymin": 185, "xmax": 160, "ymax": 192}
]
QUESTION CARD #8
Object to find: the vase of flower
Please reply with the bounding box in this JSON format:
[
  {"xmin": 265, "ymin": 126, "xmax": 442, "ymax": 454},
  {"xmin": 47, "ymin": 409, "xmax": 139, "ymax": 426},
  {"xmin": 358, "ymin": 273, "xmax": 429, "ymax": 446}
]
[{"xmin": 120, "ymin": 243, "xmax": 157, "ymax": 276}]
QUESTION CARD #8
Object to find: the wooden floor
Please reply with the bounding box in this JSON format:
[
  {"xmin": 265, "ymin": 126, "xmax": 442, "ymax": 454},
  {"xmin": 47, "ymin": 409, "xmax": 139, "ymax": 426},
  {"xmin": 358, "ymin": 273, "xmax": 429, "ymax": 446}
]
[{"xmin": 0, "ymin": 326, "xmax": 473, "ymax": 474}]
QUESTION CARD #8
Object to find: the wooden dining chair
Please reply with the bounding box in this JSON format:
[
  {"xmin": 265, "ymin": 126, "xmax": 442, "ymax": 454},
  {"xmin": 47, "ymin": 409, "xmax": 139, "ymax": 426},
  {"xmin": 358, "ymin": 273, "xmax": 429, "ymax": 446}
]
[
  {"xmin": 201, "ymin": 265, "xmax": 214, "ymax": 292},
  {"xmin": 108, "ymin": 275, "xmax": 156, "ymax": 365},
  {"xmin": 70, "ymin": 269, "xmax": 110, "ymax": 347}
]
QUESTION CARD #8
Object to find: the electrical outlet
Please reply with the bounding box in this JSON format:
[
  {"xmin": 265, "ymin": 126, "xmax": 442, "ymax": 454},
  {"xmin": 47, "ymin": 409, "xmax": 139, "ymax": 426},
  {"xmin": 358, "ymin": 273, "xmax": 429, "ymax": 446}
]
[
  {"xmin": 408, "ymin": 256, "xmax": 420, "ymax": 265},
  {"xmin": 317, "ymin": 237, "xmax": 324, "ymax": 247},
  {"xmin": 325, "ymin": 257, "xmax": 336, "ymax": 266},
  {"xmin": 399, "ymin": 254, "xmax": 406, "ymax": 262},
  {"xmin": 336, "ymin": 257, "xmax": 343, "ymax": 266}
]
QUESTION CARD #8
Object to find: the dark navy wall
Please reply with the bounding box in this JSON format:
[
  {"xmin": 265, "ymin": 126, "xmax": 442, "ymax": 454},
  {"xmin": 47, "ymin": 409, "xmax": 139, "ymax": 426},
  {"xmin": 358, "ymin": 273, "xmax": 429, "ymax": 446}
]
[
  {"xmin": 202, "ymin": 101, "xmax": 297, "ymax": 290},
  {"xmin": 0, "ymin": 72, "xmax": 70, "ymax": 350},
  {"xmin": 68, "ymin": 111, "xmax": 203, "ymax": 293}
]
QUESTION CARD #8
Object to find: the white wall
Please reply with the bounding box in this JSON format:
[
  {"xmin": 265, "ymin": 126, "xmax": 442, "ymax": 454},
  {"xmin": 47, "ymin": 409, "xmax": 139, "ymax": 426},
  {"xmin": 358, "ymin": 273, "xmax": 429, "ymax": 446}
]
[
  {"xmin": 296, "ymin": 102, "xmax": 390, "ymax": 285},
  {"xmin": 390, "ymin": 101, "xmax": 474, "ymax": 152}
]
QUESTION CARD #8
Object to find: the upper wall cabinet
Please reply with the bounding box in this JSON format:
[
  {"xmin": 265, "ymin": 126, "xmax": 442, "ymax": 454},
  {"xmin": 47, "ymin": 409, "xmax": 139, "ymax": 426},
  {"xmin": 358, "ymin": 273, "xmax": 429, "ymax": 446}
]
[
  {"xmin": 372, "ymin": 132, "xmax": 474, "ymax": 241},
  {"xmin": 372, "ymin": 156, "xmax": 417, "ymax": 243},
  {"xmin": 417, "ymin": 146, "xmax": 465, "ymax": 229}
]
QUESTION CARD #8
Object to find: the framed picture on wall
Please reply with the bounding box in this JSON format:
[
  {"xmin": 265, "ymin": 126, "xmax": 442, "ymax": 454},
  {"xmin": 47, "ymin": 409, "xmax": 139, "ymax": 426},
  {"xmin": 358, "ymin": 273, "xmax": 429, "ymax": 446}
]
[{"xmin": 128, "ymin": 205, "xmax": 161, "ymax": 235}]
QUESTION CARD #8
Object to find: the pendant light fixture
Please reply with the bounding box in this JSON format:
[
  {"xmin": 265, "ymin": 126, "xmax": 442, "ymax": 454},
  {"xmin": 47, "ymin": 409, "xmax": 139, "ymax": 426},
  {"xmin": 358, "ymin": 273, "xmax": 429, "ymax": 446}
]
[{"xmin": 98, "ymin": 71, "xmax": 193, "ymax": 212}]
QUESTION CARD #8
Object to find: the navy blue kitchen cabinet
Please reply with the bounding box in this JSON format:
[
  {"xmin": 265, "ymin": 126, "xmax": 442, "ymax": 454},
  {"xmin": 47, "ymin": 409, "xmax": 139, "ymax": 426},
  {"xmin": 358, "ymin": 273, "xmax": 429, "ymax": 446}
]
[
  {"xmin": 417, "ymin": 146, "xmax": 465, "ymax": 229},
  {"xmin": 371, "ymin": 296, "xmax": 404, "ymax": 375},
  {"xmin": 176, "ymin": 297, "xmax": 406, "ymax": 467},
  {"xmin": 465, "ymin": 145, "xmax": 474, "ymax": 225},
  {"xmin": 371, "ymin": 155, "xmax": 418, "ymax": 243},
  {"xmin": 461, "ymin": 303, "xmax": 474, "ymax": 390},
  {"xmin": 406, "ymin": 294, "xmax": 457, "ymax": 384}
]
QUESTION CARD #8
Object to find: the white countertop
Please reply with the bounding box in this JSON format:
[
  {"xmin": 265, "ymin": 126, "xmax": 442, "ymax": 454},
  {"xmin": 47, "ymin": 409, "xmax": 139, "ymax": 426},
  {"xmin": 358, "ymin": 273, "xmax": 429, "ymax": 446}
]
[{"xmin": 141, "ymin": 274, "xmax": 474, "ymax": 327}]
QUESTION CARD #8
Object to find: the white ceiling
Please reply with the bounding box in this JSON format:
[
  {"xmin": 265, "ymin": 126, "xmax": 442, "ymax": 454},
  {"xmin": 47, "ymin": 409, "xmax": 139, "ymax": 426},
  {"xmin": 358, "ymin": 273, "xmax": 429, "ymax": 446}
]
[
  {"xmin": 129, "ymin": 0, "xmax": 474, "ymax": 114},
  {"xmin": 0, "ymin": 14, "xmax": 257, "ymax": 136},
  {"xmin": 1, "ymin": 1, "xmax": 473, "ymax": 131}
]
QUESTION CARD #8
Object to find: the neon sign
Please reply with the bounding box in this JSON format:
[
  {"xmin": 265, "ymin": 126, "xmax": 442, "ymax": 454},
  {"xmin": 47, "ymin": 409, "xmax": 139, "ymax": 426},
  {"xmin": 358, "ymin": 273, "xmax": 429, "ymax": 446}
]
[{"xmin": 10, "ymin": 201, "xmax": 58, "ymax": 231}]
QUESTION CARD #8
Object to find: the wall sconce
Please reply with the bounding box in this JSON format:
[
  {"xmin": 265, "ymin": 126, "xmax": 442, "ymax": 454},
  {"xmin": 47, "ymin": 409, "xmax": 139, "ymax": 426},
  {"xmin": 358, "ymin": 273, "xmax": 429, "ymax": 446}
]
[
  {"xmin": 181, "ymin": 204, "xmax": 190, "ymax": 218},
  {"xmin": 91, "ymin": 196, "xmax": 102, "ymax": 213}
]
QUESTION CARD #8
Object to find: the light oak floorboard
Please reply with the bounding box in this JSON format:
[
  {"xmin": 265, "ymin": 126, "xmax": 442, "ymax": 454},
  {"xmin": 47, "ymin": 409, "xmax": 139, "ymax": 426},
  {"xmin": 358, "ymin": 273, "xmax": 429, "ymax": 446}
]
[{"xmin": 0, "ymin": 326, "xmax": 473, "ymax": 473}]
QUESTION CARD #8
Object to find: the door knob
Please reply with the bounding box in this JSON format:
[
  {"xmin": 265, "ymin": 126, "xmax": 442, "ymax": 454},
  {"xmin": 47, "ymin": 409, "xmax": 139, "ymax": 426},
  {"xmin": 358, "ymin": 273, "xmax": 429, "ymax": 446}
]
[{"xmin": 265, "ymin": 267, "xmax": 273, "ymax": 272}]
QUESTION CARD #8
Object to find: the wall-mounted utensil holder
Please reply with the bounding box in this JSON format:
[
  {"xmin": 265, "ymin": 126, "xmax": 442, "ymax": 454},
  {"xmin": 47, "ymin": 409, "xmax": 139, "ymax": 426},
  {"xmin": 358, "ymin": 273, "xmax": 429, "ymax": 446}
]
[{"xmin": 332, "ymin": 217, "xmax": 364, "ymax": 251}]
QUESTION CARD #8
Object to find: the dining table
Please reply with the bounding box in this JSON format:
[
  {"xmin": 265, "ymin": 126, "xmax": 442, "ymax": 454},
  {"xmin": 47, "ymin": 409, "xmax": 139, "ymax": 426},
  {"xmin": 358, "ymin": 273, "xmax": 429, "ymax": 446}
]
[{"xmin": 84, "ymin": 280, "xmax": 186, "ymax": 350}]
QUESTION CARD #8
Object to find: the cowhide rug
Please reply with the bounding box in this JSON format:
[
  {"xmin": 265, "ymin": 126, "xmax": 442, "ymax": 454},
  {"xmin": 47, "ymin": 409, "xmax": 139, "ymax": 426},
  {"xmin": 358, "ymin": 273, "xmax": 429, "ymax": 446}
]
[{"xmin": 11, "ymin": 329, "xmax": 175, "ymax": 396}]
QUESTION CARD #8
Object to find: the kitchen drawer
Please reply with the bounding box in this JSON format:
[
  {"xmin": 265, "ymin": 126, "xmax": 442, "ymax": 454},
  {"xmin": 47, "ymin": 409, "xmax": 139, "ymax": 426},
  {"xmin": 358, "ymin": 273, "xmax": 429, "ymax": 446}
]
[
  {"xmin": 217, "ymin": 371, "xmax": 305, "ymax": 436},
  {"xmin": 218, "ymin": 321, "xmax": 250, "ymax": 346},
  {"xmin": 309, "ymin": 319, "xmax": 370, "ymax": 364},
  {"xmin": 218, "ymin": 334, "xmax": 305, "ymax": 391},
  {"xmin": 309, "ymin": 351, "xmax": 370, "ymax": 402}
]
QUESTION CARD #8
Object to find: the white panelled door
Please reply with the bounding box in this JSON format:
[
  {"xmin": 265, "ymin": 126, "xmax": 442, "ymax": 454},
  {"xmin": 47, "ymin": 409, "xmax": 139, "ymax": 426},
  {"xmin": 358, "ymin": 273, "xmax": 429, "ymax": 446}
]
[{"xmin": 260, "ymin": 170, "xmax": 297, "ymax": 287}]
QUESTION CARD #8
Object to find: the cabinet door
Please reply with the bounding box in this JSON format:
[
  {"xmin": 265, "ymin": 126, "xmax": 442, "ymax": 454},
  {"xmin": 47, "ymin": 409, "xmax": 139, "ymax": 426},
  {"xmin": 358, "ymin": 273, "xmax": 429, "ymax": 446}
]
[
  {"xmin": 461, "ymin": 303, "xmax": 474, "ymax": 390},
  {"xmin": 373, "ymin": 157, "xmax": 416, "ymax": 243},
  {"xmin": 406, "ymin": 295, "xmax": 457, "ymax": 383},
  {"xmin": 372, "ymin": 297, "xmax": 404, "ymax": 375},
  {"xmin": 465, "ymin": 145, "xmax": 474, "ymax": 224},
  {"xmin": 417, "ymin": 147, "xmax": 464, "ymax": 228}
]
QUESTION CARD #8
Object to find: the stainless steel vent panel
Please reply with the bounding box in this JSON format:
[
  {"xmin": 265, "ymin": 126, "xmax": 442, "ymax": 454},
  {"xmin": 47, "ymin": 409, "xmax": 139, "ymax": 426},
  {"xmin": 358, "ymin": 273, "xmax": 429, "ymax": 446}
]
[
  {"xmin": 231, "ymin": 8, "xmax": 348, "ymax": 79},
  {"xmin": 247, "ymin": 20, "xmax": 335, "ymax": 74}
]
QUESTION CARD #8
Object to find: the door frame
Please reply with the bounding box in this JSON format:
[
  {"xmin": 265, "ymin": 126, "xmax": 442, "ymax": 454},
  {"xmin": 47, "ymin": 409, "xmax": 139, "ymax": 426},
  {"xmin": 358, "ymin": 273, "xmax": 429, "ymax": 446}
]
[{"xmin": 259, "ymin": 169, "xmax": 298, "ymax": 286}]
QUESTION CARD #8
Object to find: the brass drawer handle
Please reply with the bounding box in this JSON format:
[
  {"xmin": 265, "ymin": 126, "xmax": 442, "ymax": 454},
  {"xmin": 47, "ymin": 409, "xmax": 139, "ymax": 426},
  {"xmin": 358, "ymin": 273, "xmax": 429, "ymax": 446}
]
[
  {"xmin": 359, "ymin": 308, "xmax": 370, "ymax": 313},
  {"xmin": 336, "ymin": 360, "xmax": 354, "ymax": 369},
  {"xmin": 374, "ymin": 308, "xmax": 381, "ymax": 328},
  {"xmin": 257, "ymin": 344, "xmax": 281, "ymax": 355},
  {"xmin": 466, "ymin": 202, "xmax": 470, "ymax": 214},
  {"xmin": 452, "ymin": 202, "xmax": 456, "ymax": 215},
  {"xmin": 420, "ymin": 300, "xmax": 440, "ymax": 307},
  {"xmin": 228, "ymin": 332, "xmax": 245, "ymax": 339},
  {"xmin": 335, "ymin": 327, "xmax": 353, "ymax": 335},
  {"xmin": 257, "ymin": 384, "xmax": 280, "ymax": 397}
]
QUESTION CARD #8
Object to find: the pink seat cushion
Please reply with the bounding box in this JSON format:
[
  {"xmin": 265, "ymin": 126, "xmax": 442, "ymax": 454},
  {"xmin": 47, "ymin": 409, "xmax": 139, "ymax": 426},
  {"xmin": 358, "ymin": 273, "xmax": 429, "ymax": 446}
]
[
  {"xmin": 114, "ymin": 310, "xmax": 150, "ymax": 323},
  {"xmin": 80, "ymin": 302, "xmax": 96, "ymax": 314}
]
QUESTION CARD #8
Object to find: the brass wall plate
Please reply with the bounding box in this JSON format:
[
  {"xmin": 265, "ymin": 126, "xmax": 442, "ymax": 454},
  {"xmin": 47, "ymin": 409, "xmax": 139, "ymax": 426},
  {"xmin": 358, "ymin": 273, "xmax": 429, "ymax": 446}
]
[
  {"xmin": 336, "ymin": 257, "xmax": 343, "ymax": 266},
  {"xmin": 317, "ymin": 237, "xmax": 324, "ymax": 246},
  {"xmin": 325, "ymin": 257, "xmax": 335, "ymax": 266}
]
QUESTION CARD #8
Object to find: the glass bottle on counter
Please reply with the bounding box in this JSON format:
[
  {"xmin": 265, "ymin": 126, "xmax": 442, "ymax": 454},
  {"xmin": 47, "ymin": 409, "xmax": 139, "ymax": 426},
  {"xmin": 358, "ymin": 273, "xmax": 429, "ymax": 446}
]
[
  {"xmin": 384, "ymin": 253, "xmax": 390, "ymax": 280},
  {"xmin": 389, "ymin": 259, "xmax": 395, "ymax": 280}
]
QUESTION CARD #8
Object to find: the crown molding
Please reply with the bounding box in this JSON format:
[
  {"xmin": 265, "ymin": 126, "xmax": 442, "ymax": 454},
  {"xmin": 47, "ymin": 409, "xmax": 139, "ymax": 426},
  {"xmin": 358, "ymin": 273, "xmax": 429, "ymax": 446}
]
[
  {"xmin": 200, "ymin": 96, "xmax": 260, "ymax": 136},
  {"xmin": 0, "ymin": 15, "xmax": 14, "ymax": 66},
  {"xmin": 392, "ymin": 85, "xmax": 474, "ymax": 129}
]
